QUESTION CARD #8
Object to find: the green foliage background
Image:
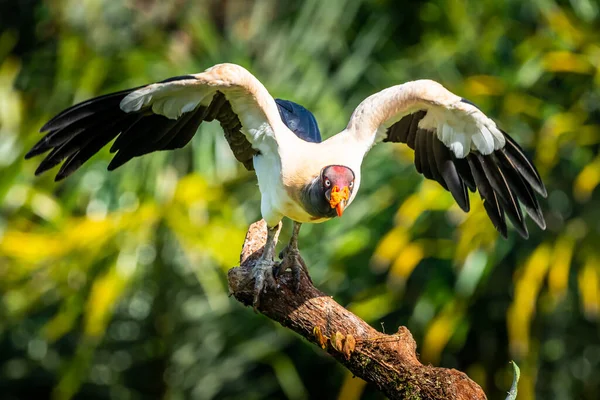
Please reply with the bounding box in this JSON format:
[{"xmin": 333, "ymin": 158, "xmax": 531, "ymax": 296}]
[{"xmin": 1, "ymin": 0, "xmax": 599, "ymax": 399}]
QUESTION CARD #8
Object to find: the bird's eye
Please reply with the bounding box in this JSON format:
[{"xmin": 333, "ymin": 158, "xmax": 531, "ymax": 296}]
[
  {"xmin": 349, "ymin": 181, "xmax": 353, "ymax": 188},
  {"xmin": 324, "ymin": 179, "xmax": 331, "ymax": 187}
]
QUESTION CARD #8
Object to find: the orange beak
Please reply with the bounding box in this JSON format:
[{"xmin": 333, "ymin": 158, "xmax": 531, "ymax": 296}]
[
  {"xmin": 335, "ymin": 202, "xmax": 345, "ymax": 217},
  {"xmin": 329, "ymin": 186, "xmax": 350, "ymax": 217}
]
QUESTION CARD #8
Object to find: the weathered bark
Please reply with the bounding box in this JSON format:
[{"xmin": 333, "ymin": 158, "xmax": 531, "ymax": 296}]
[{"xmin": 228, "ymin": 220, "xmax": 486, "ymax": 400}]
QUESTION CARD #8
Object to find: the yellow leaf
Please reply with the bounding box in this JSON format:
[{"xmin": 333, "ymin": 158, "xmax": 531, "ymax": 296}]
[
  {"xmin": 574, "ymin": 156, "xmax": 600, "ymax": 202},
  {"xmin": 464, "ymin": 75, "xmax": 505, "ymax": 96},
  {"xmin": 422, "ymin": 301, "xmax": 463, "ymax": 364},
  {"xmin": 337, "ymin": 371, "xmax": 367, "ymax": 400},
  {"xmin": 313, "ymin": 326, "xmax": 328, "ymax": 349},
  {"xmin": 543, "ymin": 112, "xmax": 585, "ymax": 138},
  {"xmin": 578, "ymin": 256, "xmax": 599, "ymax": 320},
  {"xmin": 455, "ymin": 200, "xmax": 499, "ymax": 261},
  {"xmin": 0, "ymin": 231, "xmax": 67, "ymax": 263},
  {"xmin": 548, "ymin": 236, "xmax": 575, "ymax": 302},
  {"xmin": 348, "ymin": 290, "xmax": 394, "ymax": 322},
  {"xmin": 84, "ymin": 266, "xmax": 129, "ymax": 337},
  {"xmin": 173, "ymin": 174, "xmax": 222, "ymax": 206},
  {"xmin": 342, "ymin": 334, "xmax": 356, "ymax": 360},
  {"xmin": 371, "ymin": 227, "xmax": 408, "ymax": 270},
  {"xmin": 503, "ymin": 93, "xmax": 542, "ymax": 118},
  {"xmin": 395, "ymin": 194, "xmax": 423, "ymax": 226},
  {"xmin": 389, "ymin": 242, "xmax": 424, "ymax": 280},
  {"xmin": 395, "ymin": 181, "xmax": 452, "ymax": 226},
  {"xmin": 331, "ymin": 331, "xmax": 344, "ymax": 352},
  {"xmin": 43, "ymin": 303, "xmax": 79, "ymax": 342},
  {"xmin": 507, "ymin": 244, "xmax": 552, "ymax": 357},
  {"xmin": 545, "ymin": 9, "xmax": 584, "ymax": 47},
  {"xmin": 543, "ymin": 51, "xmax": 592, "ymax": 74}
]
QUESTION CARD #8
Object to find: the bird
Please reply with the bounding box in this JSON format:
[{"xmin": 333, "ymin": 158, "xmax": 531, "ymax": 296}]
[{"xmin": 26, "ymin": 63, "xmax": 547, "ymax": 306}]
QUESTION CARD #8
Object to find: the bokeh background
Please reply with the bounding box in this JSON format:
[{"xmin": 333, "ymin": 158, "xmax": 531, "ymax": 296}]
[{"xmin": 1, "ymin": 0, "xmax": 599, "ymax": 399}]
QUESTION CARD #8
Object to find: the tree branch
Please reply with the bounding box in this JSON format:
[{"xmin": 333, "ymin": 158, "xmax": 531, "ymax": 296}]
[{"xmin": 227, "ymin": 220, "xmax": 486, "ymax": 400}]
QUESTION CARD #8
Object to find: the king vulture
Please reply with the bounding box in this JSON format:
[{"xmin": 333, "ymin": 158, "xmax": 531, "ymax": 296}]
[{"xmin": 27, "ymin": 63, "xmax": 547, "ymax": 306}]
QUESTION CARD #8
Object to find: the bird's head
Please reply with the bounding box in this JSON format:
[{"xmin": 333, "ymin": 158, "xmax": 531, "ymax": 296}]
[
  {"xmin": 300, "ymin": 165, "xmax": 355, "ymax": 219},
  {"xmin": 321, "ymin": 165, "xmax": 355, "ymax": 217}
]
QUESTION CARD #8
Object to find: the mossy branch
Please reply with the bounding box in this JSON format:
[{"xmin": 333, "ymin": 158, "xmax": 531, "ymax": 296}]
[{"xmin": 227, "ymin": 220, "xmax": 487, "ymax": 400}]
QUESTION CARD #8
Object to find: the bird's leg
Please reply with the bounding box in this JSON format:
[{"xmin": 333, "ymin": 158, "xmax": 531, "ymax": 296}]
[
  {"xmin": 277, "ymin": 222, "xmax": 313, "ymax": 291},
  {"xmin": 253, "ymin": 222, "xmax": 281, "ymax": 309}
]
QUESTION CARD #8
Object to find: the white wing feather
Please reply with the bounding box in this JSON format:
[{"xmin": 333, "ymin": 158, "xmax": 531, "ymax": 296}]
[
  {"xmin": 346, "ymin": 79, "xmax": 505, "ymax": 158},
  {"xmin": 119, "ymin": 64, "xmax": 291, "ymax": 154}
]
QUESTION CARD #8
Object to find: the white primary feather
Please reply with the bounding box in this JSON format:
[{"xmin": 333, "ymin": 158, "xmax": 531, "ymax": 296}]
[
  {"xmin": 489, "ymin": 123, "xmax": 506, "ymax": 149},
  {"xmin": 471, "ymin": 124, "xmax": 495, "ymax": 154},
  {"xmin": 446, "ymin": 129, "xmax": 471, "ymax": 158},
  {"xmin": 431, "ymin": 107, "xmax": 503, "ymax": 158},
  {"xmin": 120, "ymin": 83, "xmax": 210, "ymax": 120},
  {"xmin": 119, "ymin": 90, "xmax": 150, "ymax": 113},
  {"xmin": 458, "ymin": 104, "xmax": 505, "ymax": 154}
]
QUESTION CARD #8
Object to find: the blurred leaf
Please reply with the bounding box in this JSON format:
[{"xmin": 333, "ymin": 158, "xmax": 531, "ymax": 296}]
[
  {"xmin": 84, "ymin": 264, "xmax": 129, "ymax": 337},
  {"xmin": 548, "ymin": 236, "xmax": 575, "ymax": 303},
  {"xmin": 578, "ymin": 255, "xmax": 600, "ymax": 320},
  {"xmin": 422, "ymin": 300, "xmax": 464, "ymax": 364},
  {"xmin": 464, "ymin": 75, "xmax": 505, "ymax": 97},
  {"xmin": 337, "ymin": 371, "xmax": 367, "ymax": 400},
  {"xmin": 508, "ymin": 244, "xmax": 552, "ymax": 358},
  {"xmin": 543, "ymin": 51, "xmax": 593, "ymax": 74},
  {"xmin": 505, "ymin": 361, "xmax": 520, "ymax": 400}
]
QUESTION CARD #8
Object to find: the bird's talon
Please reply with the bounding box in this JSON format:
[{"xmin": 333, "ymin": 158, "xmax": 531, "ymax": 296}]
[
  {"xmin": 292, "ymin": 269, "xmax": 301, "ymax": 292},
  {"xmin": 278, "ymin": 245, "xmax": 290, "ymax": 260},
  {"xmin": 279, "ymin": 249, "xmax": 312, "ymax": 291},
  {"xmin": 272, "ymin": 262, "xmax": 283, "ymax": 279},
  {"xmin": 252, "ymin": 259, "xmax": 278, "ymax": 309}
]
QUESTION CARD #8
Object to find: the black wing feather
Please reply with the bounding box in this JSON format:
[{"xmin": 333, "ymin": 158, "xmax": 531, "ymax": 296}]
[
  {"xmin": 54, "ymin": 115, "xmax": 141, "ymax": 181},
  {"xmin": 146, "ymin": 107, "xmax": 201, "ymax": 151},
  {"xmin": 495, "ymin": 151, "xmax": 546, "ymax": 229},
  {"xmin": 162, "ymin": 106, "xmax": 209, "ymax": 150},
  {"xmin": 467, "ymin": 155, "xmax": 508, "ymax": 238},
  {"xmin": 406, "ymin": 111, "xmax": 425, "ymax": 150},
  {"xmin": 476, "ymin": 153, "xmax": 528, "ymax": 238},
  {"xmin": 452, "ymin": 154, "xmax": 476, "ymax": 192},
  {"xmin": 108, "ymin": 115, "xmax": 180, "ymax": 170},
  {"xmin": 28, "ymin": 78, "xmax": 257, "ymax": 179},
  {"xmin": 501, "ymin": 132, "xmax": 546, "ymax": 197},
  {"xmin": 432, "ymin": 138, "xmax": 469, "ymax": 211},
  {"xmin": 384, "ymin": 110, "xmax": 546, "ymax": 238},
  {"xmin": 384, "ymin": 113, "xmax": 412, "ymax": 144},
  {"xmin": 415, "ymin": 128, "xmax": 427, "ymax": 175},
  {"xmin": 39, "ymin": 87, "xmax": 144, "ymax": 133},
  {"xmin": 425, "ymin": 128, "xmax": 447, "ymax": 189}
]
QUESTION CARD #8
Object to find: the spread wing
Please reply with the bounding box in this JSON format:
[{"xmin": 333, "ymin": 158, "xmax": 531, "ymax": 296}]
[
  {"xmin": 346, "ymin": 79, "xmax": 547, "ymax": 238},
  {"xmin": 26, "ymin": 63, "xmax": 291, "ymax": 179}
]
